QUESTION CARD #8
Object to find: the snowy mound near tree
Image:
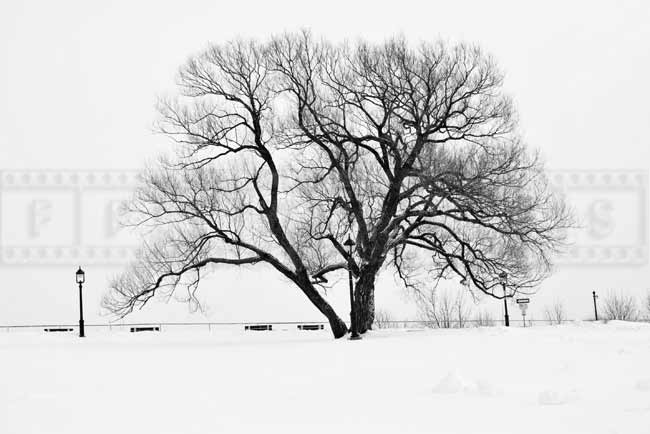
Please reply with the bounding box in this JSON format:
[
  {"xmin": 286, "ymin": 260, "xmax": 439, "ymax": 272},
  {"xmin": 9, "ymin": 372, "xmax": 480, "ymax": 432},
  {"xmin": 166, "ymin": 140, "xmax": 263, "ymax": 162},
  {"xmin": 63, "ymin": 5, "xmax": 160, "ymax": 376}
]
[
  {"xmin": 432, "ymin": 369, "xmax": 477, "ymax": 394},
  {"xmin": 2, "ymin": 322, "xmax": 650, "ymax": 434},
  {"xmin": 603, "ymin": 319, "xmax": 650, "ymax": 329},
  {"xmin": 432, "ymin": 370, "xmax": 501, "ymax": 396}
]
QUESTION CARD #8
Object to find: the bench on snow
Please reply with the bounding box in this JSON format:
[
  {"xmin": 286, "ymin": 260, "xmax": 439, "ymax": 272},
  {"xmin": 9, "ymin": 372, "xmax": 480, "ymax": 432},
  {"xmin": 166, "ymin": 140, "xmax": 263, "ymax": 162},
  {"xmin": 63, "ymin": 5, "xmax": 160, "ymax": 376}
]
[
  {"xmin": 297, "ymin": 324, "xmax": 324, "ymax": 331},
  {"xmin": 44, "ymin": 328, "xmax": 74, "ymax": 332},
  {"xmin": 130, "ymin": 326, "xmax": 160, "ymax": 333},
  {"xmin": 244, "ymin": 324, "xmax": 272, "ymax": 331}
]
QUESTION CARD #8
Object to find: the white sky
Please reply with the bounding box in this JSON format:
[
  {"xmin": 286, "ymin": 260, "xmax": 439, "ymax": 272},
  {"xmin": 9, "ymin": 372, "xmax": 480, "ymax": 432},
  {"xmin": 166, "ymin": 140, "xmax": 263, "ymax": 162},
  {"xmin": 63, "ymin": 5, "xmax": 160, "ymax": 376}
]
[{"xmin": 0, "ymin": 0, "xmax": 648, "ymax": 325}]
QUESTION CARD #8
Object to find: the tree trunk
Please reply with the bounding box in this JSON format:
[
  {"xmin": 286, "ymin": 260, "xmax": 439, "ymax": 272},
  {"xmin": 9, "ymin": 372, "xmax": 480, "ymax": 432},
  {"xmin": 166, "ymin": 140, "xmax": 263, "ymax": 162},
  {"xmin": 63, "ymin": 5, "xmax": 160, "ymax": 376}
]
[
  {"xmin": 354, "ymin": 271, "xmax": 376, "ymax": 334},
  {"xmin": 296, "ymin": 274, "xmax": 348, "ymax": 338},
  {"xmin": 324, "ymin": 305, "xmax": 349, "ymax": 338}
]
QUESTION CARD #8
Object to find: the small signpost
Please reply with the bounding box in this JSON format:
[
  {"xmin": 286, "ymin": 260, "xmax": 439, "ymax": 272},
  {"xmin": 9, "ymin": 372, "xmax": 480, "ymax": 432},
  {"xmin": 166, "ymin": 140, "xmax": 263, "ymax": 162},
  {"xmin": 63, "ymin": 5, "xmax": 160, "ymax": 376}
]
[{"xmin": 516, "ymin": 298, "xmax": 530, "ymax": 327}]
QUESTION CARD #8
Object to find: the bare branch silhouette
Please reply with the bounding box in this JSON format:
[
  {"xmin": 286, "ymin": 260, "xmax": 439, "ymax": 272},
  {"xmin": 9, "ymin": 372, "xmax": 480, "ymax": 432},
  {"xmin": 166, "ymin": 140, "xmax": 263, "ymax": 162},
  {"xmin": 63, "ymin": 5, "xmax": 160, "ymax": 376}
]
[{"xmin": 105, "ymin": 32, "xmax": 570, "ymax": 337}]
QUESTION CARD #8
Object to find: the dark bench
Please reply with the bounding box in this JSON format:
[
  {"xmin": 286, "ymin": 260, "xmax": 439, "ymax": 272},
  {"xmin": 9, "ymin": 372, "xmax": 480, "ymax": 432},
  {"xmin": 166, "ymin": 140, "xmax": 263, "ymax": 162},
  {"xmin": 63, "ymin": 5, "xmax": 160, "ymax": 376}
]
[
  {"xmin": 44, "ymin": 328, "xmax": 74, "ymax": 332},
  {"xmin": 297, "ymin": 324, "xmax": 324, "ymax": 331},
  {"xmin": 130, "ymin": 326, "xmax": 160, "ymax": 333},
  {"xmin": 244, "ymin": 324, "xmax": 272, "ymax": 331}
]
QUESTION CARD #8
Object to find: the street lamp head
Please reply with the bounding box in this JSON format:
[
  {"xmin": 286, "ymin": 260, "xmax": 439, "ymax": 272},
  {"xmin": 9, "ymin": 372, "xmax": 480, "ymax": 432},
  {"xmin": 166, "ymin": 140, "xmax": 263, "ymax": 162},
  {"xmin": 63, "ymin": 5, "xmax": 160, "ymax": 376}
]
[
  {"xmin": 76, "ymin": 266, "xmax": 85, "ymax": 284},
  {"xmin": 498, "ymin": 271, "xmax": 507, "ymax": 284},
  {"xmin": 343, "ymin": 237, "xmax": 355, "ymax": 248}
]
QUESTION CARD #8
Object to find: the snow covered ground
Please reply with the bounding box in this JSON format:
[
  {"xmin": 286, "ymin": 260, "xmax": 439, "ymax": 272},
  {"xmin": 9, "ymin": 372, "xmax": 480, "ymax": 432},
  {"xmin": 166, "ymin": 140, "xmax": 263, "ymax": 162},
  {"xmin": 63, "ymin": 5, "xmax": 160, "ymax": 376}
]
[{"xmin": 2, "ymin": 321, "xmax": 650, "ymax": 434}]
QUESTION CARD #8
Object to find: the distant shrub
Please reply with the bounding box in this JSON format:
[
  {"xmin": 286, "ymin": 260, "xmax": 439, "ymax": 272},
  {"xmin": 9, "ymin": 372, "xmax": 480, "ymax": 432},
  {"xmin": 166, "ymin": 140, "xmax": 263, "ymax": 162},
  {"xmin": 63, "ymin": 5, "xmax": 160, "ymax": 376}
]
[
  {"xmin": 416, "ymin": 288, "xmax": 472, "ymax": 329},
  {"xmin": 602, "ymin": 291, "xmax": 639, "ymax": 321},
  {"xmin": 374, "ymin": 309, "xmax": 395, "ymax": 329},
  {"xmin": 473, "ymin": 310, "xmax": 495, "ymax": 327},
  {"xmin": 544, "ymin": 299, "xmax": 567, "ymax": 325}
]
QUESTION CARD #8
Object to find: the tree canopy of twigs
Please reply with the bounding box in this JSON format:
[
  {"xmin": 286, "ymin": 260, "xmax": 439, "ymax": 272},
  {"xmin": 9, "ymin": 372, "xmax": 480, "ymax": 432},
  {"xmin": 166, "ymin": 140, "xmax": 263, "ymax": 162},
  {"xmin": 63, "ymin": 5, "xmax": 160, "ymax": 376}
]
[{"xmin": 103, "ymin": 31, "xmax": 570, "ymax": 338}]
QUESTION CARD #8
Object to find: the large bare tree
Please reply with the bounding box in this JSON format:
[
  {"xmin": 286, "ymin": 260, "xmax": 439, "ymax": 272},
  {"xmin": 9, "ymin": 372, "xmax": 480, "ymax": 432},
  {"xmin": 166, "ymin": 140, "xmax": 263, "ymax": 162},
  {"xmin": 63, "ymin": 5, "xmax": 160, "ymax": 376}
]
[{"xmin": 104, "ymin": 32, "xmax": 570, "ymax": 337}]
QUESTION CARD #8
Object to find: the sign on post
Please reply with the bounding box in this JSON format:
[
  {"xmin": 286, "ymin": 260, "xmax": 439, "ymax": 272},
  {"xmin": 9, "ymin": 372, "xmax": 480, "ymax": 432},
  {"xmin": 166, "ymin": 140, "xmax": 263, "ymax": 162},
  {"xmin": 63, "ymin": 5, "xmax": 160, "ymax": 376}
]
[{"xmin": 516, "ymin": 298, "xmax": 530, "ymax": 327}]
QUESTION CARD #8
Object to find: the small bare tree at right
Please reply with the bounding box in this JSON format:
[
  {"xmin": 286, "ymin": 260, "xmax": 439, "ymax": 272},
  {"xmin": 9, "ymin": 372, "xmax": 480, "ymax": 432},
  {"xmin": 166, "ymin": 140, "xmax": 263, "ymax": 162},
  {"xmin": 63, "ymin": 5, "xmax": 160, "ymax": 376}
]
[
  {"xmin": 602, "ymin": 292, "xmax": 639, "ymax": 321},
  {"xmin": 544, "ymin": 299, "xmax": 567, "ymax": 325}
]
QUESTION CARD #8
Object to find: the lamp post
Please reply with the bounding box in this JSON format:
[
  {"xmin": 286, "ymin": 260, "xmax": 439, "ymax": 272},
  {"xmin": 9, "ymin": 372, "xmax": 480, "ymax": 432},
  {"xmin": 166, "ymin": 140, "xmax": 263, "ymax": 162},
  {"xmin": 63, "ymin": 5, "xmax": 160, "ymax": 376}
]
[
  {"xmin": 592, "ymin": 291, "xmax": 599, "ymax": 321},
  {"xmin": 499, "ymin": 272, "xmax": 509, "ymax": 327},
  {"xmin": 344, "ymin": 236, "xmax": 361, "ymax": 340},
  {"xmin": 460, "ymin": 277, "xmax": 469, "ymax": 329},
  {"xmin": 76, "ymin": 266, "xmax": 85, "ymax": 338}
]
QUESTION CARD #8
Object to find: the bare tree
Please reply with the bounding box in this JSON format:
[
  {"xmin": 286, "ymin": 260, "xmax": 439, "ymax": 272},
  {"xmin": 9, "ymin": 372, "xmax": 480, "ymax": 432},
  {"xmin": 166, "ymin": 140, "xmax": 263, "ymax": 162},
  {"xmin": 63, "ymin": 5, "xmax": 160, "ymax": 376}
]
[
  {"xmin": 602, "ymin": 292, "xmax": 639, "ymax": 321},
  {"xmin": 645, "ymin": 291, "xmax": 650, "ymax": 320},
  {"xmin": 417, "ymin": 288, "xmax": 472, "ymax": 328},
  {"xmin": 473, "ymin": 310, "xmax": 495, "ymax": 327},
  {"xmin": 544, "ymin": 299, "xmax": 567, "ymax": 325},
  {"xmin": 373, "ymin": 309, "xmax": 395, "ymax": 329},
  {"xmin": 454, "ymin": 291, "xmax": 474, "ymax": 328},
  {"xmin": 105, "ymin": 32, "xmax": 570, "ymax": 337}
]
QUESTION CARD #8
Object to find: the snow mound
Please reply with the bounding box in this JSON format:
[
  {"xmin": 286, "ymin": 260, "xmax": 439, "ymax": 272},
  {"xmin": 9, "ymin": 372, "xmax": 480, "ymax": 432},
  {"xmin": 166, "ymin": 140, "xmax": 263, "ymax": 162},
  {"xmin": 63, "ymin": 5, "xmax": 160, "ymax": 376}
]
[
  {"xmin": 432, "ymin": 371, "xmax": 499, "ymax": 396},
  {"xmin": 635, "ymin": 379, "xmax": 650, "ymax": 391},
  {"xmin": 606, "ymin": 320, "xmax": 650, "ymax": 330},
  {"xmin": 475, "ymin": 379, "xmax": 501, "ymax": 396},
  {"xmin": 537, "ymin": 389, "xmax": 579, "ymax": 406},
  {"xmin": 432, "ymin": 370, "xmax": 475, "ymax": 394}
]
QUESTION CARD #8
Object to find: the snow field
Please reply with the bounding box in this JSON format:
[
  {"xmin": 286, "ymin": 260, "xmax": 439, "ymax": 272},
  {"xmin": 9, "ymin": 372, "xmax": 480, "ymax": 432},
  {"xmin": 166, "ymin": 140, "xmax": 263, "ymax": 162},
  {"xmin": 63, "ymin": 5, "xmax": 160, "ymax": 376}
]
[{"xmin": 1, "ymin": 321, "xmax": 650, "ymax": 434}]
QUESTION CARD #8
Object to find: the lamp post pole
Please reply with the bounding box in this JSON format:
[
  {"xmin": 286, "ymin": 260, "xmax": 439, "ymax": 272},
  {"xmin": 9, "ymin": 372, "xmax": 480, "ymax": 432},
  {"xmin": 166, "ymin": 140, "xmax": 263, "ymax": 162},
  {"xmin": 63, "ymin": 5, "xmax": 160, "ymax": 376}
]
[
  {"xmin": 78, "ymin": 281, "xmax": 85, "ymax": 338},
  {"xmin": 503, "ymin": 287, "xmax": 510, "ymax": 327},
  {"xmin": 344, "ymin": 237, "xmax": 361, "ymax": 340},
  {"xmin": 592, "ymin": 291, "xmax": 599, "ymax": 321},
  {"xmin": 499, "ymin": 272, "xmax": 509, "ymax": 327},
  {"xmin": 76, "ymin": 267, "xmax": 85, "ymax": 338}
]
